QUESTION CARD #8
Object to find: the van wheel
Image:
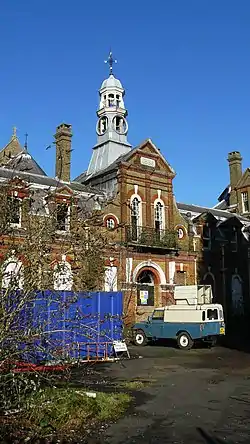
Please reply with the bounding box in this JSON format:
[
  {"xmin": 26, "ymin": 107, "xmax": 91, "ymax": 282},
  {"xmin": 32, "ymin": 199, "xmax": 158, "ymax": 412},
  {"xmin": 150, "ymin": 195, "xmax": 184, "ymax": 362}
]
[
  {"xmin": 177, "ymin": 332, "xmax": 194, "ymax": 350},
  {"xmin": 134, "ymin": 330, "xmax": 148, "ymax": 346}
]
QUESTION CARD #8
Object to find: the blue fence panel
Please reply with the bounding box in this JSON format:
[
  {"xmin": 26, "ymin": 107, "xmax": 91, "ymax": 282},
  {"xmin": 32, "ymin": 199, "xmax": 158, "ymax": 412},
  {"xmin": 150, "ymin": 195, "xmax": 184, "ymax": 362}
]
[{"xmin": 15, "ymin": 290, "xmax": 123, "ymax": 363}]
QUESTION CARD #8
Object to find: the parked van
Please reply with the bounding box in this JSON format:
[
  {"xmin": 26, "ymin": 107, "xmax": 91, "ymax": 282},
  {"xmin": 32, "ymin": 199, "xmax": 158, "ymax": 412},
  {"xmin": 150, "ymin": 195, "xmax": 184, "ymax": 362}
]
[{"xmin": 132, "ymin": 285, "xmax": 225, "ymax": 349}]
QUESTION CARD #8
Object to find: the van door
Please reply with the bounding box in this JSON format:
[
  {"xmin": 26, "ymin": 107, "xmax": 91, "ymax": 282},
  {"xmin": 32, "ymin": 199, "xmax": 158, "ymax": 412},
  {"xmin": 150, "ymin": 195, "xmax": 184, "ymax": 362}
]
[
  {"xmin": 203, "ymin": 307, "xmax": 220, "ymax": 336},
  {"xmin": 151, "ymin": 309, "xmax": 165, "ymax": 339}
]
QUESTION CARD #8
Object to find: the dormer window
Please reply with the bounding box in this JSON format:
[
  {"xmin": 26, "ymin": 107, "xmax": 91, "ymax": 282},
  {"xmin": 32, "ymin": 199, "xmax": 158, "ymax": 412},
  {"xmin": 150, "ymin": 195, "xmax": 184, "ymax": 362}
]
[
  {"xmin": 56, "ymin": 203, "xmax": 70, "ymax": 232},
  {"xmin": 242, "ymin": 192, "xmax": 249, "ymax": 213},
  {"xmin": 7, "ymin": 196, "xmax": 21, "ymax": 227}
]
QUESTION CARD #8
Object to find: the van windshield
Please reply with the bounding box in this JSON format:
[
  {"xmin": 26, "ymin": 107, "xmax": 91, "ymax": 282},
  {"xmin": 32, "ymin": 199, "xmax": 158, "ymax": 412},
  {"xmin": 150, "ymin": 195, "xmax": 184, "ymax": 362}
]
[{"xmin": 152, "ymin": 310, "xmax": 164, "ymax": 321}]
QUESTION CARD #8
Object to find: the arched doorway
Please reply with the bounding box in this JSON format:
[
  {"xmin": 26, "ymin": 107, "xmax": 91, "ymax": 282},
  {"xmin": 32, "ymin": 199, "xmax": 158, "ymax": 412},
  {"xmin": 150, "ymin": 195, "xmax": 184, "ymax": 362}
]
[
  {"xmin": 136, "ymin": 269, "xmax": 156, "ymax": 307},
  {"xmin": 202, "ymin": 272, "xmax": 216, "ymax": 301}
]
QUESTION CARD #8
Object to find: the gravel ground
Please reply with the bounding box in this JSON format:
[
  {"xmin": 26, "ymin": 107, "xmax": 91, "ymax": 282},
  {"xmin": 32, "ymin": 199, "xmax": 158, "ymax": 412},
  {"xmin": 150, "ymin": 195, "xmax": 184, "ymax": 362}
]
[{"xmin": 91, "ymin": 344, "xmax": 250, "ymax": 444}]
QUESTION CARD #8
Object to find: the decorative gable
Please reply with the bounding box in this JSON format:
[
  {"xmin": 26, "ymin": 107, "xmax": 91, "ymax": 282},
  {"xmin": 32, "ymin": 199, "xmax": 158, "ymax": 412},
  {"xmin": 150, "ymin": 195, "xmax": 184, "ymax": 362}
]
[
  {"xmin": 0, "ymin": 129, "xmax": 23, "ymax": 166},
  {"xmin": 193, "ymin": 212, "xmax": 218, "ymax": 225},
  {"xmin": 122, "ymin": 139, "xmax": 176, "ymax": 178},
  {"xmin": 236, "ymin": 168, "xmax": 250, "ymax": 189}
]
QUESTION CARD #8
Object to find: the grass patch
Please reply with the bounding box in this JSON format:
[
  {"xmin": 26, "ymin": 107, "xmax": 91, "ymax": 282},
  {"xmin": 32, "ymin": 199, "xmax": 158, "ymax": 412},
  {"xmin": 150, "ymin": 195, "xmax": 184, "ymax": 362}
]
[
  {"xmin": 119, "ymin": 379, "xmax": 154, "ymax": 390},
  {"xmin": 23, "ymin": 387, "xmax": 132, "ymax": 438}
]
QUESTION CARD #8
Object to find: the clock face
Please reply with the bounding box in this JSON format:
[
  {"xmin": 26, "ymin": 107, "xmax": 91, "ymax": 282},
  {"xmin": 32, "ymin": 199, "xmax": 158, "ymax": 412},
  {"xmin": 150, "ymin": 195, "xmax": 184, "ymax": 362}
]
[
  {"xmin": 112, "ymin": 115, "xmax": 128, "ymax": 135},
  {"xmin": 96, "ymin": 116, "xmax": 108, "ymax": 135}
]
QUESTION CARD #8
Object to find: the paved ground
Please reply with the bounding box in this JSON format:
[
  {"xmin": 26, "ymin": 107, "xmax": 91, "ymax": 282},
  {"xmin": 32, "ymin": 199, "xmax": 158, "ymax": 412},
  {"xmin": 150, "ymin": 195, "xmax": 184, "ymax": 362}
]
[{"xmin": 91, "ymin": 344, "xmax": 250, "ymax": 444}]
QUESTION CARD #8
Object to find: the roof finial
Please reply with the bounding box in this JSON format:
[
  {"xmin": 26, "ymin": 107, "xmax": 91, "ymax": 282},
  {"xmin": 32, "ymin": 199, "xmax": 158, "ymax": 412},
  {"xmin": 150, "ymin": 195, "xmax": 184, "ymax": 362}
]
[
  {"xmin": 12, "ymin": 126, "xmax": 17, "ymax": 140},
  {"xmin": 24, "ymin": 133, "xmax": 28, "ymax": 151},
  {"xmin": 104, "ymin": 50, "xmax": 117, "ymax": 76}
]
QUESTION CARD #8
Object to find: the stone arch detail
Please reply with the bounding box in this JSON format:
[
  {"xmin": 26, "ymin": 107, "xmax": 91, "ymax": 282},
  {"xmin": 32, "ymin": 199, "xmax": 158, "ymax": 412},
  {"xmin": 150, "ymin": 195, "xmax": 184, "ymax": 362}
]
[
  {"xmin": 202, "ymin": 271, "xmax": 216, "ymax": 299},
  {"xmin": 132, "ymin": 261, "xmax": 166, "ymax": 285}
]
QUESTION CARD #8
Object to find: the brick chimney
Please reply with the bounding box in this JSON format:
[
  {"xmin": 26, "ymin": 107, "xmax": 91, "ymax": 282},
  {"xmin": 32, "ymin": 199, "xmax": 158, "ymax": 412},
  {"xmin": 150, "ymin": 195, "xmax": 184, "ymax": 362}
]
[
  {"xmin": 54, "ymin": 123, "xmax": 72, "ymax": 182},
  {"xmin": 227, "ymin": 151, "xmax": 242, "ymax": 206}
]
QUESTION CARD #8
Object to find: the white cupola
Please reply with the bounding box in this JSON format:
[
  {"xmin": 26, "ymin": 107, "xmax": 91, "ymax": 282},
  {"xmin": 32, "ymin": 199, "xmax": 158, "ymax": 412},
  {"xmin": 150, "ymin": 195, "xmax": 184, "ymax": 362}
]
[{"xmin": 87, "ymin": 52, "xmax": 131, "ymax": 176}]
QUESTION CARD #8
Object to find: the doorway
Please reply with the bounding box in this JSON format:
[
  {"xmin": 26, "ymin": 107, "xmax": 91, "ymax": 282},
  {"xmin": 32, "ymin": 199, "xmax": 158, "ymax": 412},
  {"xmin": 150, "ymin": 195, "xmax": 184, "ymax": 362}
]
[{"xmin": 136, "ymin": 269, "xmax": 155, "ymax": 306}]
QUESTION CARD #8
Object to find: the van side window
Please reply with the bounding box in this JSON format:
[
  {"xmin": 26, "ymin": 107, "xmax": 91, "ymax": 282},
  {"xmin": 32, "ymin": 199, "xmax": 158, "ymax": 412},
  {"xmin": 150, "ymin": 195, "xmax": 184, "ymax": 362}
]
[
  {"xmin": 152, "ymin": 310, "xmax": 164, "ymax": 321},
  {"xmin": 207, "ymin": 309, "xmax": 218, "ymax": 320},
  {"xmin": 202, "ymin": 311, "xmax": 205, "ymax": 321}
]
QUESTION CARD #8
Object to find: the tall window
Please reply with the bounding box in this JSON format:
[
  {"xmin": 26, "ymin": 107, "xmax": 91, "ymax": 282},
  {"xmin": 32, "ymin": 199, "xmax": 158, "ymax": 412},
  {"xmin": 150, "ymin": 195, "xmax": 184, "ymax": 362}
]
[
  {"xmin": 108, "ymin": 94, "xmax": 115, "ymax": 107},
  {"xmin": 56, "ymin": 203, "xmax": 70, "ymax": 232},
  {"xmin": 231, "ymin": 227, "xmax": 238, "ymax": 252},
  {"xmin": 7, "ymin": 196, "xmax": 21, "ymax": 226},
  {"xmin": 154, "ymin": 202, "xmax": 163, "ymax": 234},
  {"xmin": 203, "ymin": 225, "xmax": 211, "ymax": 250},
  {"xmin": 242, "ymin": 192, "xmax": 249, "ymax": 213},
  {"xmin": 104, "ymin": 266, "xmax": 117, "ymax": 291},
  {"xmin": 54, "ymin": 257, "xmax": 73, "ymax": 291},
  {"xmin": 131, "ymin": 197, "xmax": 140, "ymax": 241},
  {"xmin": 2, "ymin": 256, "xmax": 24, "ymax": 290}
]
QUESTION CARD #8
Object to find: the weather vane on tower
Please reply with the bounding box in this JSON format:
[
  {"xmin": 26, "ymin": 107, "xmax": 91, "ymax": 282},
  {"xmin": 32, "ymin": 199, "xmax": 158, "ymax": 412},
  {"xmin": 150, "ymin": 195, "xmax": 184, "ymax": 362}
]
[{"xmin": 104, "ymin": 51, "xmax": 117, "ymax": 75}]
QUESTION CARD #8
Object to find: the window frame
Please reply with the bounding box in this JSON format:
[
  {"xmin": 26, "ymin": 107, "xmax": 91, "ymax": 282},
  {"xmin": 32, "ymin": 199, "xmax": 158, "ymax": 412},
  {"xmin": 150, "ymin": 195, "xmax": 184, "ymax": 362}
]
[
  {"xmin": 203, "ymin": 224, "xmax": 211, "ymax": 250},
  {"xmin": 7, "ymin": 195, "xmax": 22, "ymax": 228},
  {"xmin": 207, "ymin": 308, "xmax": 218, "ymax": 321},
  {"xmin": 130, "ymin": 196, "xmax": 141, "ymax": 241},
  {"xmin": 56, "ymin": 202, "xmax": 70, "ymax": 232},
  {"xmin": 241, "ymin": 191, "xmax": 249, "ymax": 213},
  {"xmin": 152, "ymin": 309, "xmax": 164, "ymax": 321},
  {"xmin": 154, "ymin": 201, "xmax": 164, "ymax": 233},
  {"xmin": 231, "ymin": 227, "xmax": 238, "ymax": 253}
]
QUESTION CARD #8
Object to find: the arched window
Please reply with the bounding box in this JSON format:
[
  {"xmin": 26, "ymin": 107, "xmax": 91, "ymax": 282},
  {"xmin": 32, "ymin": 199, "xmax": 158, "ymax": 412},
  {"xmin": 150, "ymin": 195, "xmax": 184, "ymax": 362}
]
[
  {"xmin": 116, "ymin": 94, "xmax": 120, "ymax": 107},
  {"xmin": 2, "ymin": 256, "xmax": 24, "ymax": 290},
  {"xmin": 231, "ymin": 275, "xmax": 244, "ymax": 315},
  {"xmin": 108, "ymin": 94, "xmax": 115, "ymax": 107},
  {"xmin": 53, "ymin": 256, "xmax": 73, "ymax": 291},
  {"xmin": 154, "ymin": 201, "xmax": 164, "ymax": 233},
  {"xmin": 131, "ymin": 197, "xmax": 140, "ymax": 241}
]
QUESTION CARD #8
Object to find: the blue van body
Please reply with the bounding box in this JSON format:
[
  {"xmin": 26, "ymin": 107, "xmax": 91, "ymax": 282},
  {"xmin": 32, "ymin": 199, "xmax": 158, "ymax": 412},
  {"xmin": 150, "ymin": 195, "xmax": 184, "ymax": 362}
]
[{"xmin": 132, "ymin": 304, "xmax": 225, "ymax": 349}]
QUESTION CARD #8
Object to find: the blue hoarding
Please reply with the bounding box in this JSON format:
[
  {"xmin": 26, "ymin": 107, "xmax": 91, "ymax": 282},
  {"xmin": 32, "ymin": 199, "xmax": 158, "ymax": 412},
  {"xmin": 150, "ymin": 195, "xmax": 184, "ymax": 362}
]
[{"xmin": 9, "ymin": 291, "xmax": 123, "ymax": 363}]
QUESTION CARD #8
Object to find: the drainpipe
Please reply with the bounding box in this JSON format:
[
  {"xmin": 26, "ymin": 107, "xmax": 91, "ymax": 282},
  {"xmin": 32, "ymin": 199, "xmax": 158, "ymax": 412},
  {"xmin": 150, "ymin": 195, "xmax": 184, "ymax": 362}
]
[
  {"xmin": 221, "ymin": 244, "xmax": 227, "ymax": 323},
  {"xmin": 247, "ymin": 247, "xmax": 250, "ymax": 317},
  {"xmin": 194, "ymin": 257, "xmax": 197, "ymax": 285}
]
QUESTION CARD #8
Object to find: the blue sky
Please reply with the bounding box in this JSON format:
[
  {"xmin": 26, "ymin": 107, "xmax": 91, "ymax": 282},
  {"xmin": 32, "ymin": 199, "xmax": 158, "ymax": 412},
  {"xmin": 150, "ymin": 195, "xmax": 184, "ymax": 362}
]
[{"xmin": 0, "ymin": 0, "xmax": 249, "ymax": 207}]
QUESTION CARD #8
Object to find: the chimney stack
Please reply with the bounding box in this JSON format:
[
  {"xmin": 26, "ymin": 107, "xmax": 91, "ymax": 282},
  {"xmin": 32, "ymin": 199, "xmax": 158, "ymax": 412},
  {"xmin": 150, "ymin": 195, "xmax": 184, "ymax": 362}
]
[
  {"xmin": 227, "ymin": 151, "xmax": 242, "ymax": 205},
  {"xmin": 54, "ymin": 123, "xmax": 72, "ymax": 182}
]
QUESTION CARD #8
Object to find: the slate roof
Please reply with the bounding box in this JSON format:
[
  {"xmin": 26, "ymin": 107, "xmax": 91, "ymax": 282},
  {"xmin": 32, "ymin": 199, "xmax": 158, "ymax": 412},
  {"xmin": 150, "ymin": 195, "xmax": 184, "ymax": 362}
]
[
  {"xmin": 176, "ymin": 202, "xmax": 250, "ymax": 223},
  {"xmin": 5, "ymin": 151, "xmax": 47, "ymax": 176},
  {"xmin": 0, "ymin": 165, "xmax": 102, "ymax": 195},
  {"xmin": 76, "ymin": 151, "xmax": 131, "ymax": 183},
  {"xmin": 212, "ymin": 200, "xmax": 228, "ymax": 211}
]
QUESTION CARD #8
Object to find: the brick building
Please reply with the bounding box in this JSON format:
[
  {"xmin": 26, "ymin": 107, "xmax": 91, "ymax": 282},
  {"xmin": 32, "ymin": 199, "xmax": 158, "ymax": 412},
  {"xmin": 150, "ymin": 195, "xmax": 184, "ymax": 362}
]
[{"xmin": 1, "ymin": 53, "xmax": 250, "ymax": 329}]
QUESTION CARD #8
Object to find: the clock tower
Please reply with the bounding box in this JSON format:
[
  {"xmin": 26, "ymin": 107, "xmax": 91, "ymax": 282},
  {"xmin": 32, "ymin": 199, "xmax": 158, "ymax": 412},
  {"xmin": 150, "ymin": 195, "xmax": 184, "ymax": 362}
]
[{"xmin": 87, "ymin": 52, "xmax": 132, "ymax": 176}]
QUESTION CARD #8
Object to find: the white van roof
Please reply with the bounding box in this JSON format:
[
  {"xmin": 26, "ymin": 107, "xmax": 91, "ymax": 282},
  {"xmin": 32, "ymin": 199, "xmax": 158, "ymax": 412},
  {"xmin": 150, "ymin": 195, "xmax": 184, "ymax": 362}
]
[{"xmin": 154, "ymin": 304, "xmax": 223, "ymax": 311}]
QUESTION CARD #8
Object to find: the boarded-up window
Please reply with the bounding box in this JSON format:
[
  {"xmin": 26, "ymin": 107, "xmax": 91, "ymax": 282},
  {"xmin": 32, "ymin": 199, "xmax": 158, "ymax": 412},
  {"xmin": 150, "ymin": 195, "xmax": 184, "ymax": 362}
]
[{"xmin": 175, "ymin": 271, "xmax": 186, "ymax": 286}]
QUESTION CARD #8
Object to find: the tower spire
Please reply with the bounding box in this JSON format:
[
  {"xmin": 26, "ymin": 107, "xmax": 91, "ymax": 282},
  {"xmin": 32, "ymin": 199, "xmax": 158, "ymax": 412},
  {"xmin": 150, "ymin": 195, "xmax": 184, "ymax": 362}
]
[{"xmin": 104, "ymin": 50, "xmax": 117, "ymax": 76}]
